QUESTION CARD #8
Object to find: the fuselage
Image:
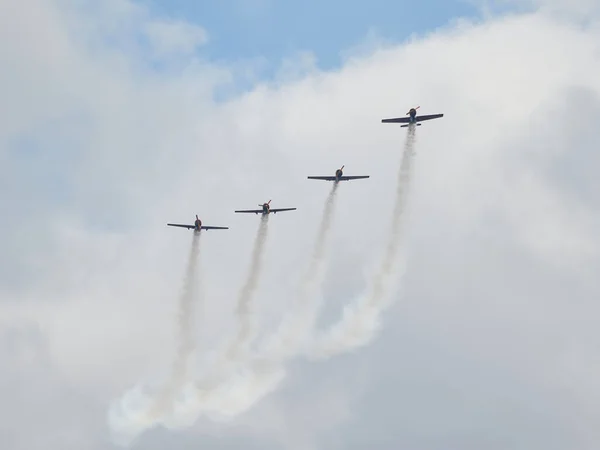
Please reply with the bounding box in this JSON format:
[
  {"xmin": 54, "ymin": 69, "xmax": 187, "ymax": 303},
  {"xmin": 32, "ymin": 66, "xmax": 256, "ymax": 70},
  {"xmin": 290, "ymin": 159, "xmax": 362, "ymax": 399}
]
[
  {"xmin": 262, "ymin": 204, "xmax": 270, "ymax": 214},
  {"xmin": 408, "ymin": 108, "xmax": 417, "ymax": 122},
  {"xmin": 194, "ymin": 217, "xmax": 202, "ymax": 230}
]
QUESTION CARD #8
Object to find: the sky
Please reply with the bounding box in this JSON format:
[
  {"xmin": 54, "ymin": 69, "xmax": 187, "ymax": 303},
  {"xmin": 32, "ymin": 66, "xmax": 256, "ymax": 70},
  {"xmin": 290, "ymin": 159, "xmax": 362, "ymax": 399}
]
[
  {"xmin": 1, "ymin": 0, "xmax": 600, "ymax": 449},
  {"xmin": 135, "ymin": 0, "xmax": 480, "ymax": 69}
]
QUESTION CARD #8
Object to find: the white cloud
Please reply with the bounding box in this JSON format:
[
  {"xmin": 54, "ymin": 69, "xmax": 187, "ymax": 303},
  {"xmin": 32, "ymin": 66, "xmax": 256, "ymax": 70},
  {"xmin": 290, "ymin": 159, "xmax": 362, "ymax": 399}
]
[
  {"xmin": 144, "ymin": 19, "xmax": 208, "ymax": 57},
  {"xmin": 1, "ymin": 0, "xmax": 600, "ymax": 449},
  {"xmin": 275, "ymin": 51, "xmax": 319, "ymax": 83},
  {"xmin": 478, "ymin": 0, "xmax": 600, "ymax": 17},
  {"xmin": 529, "ymin": 0, "xmax": 599, "ymax": 14}
]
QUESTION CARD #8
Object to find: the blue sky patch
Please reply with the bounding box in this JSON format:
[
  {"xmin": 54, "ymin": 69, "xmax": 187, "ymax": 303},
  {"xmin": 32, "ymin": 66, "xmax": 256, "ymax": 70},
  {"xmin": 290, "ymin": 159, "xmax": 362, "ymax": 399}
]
[{"xmin": 139, "ymin": 0, "xmax": 480, "ymax": 70}]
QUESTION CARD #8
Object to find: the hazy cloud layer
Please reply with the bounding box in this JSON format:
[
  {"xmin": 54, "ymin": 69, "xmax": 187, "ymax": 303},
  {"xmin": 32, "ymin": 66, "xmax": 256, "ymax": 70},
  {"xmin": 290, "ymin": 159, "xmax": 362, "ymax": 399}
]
[
  {"xmin": 1, "ymin": 0, "xmax": 599, "ymax": 449},
  {"xmin": 497, "ymin": 0, "xmax": 600, "ymax": 15}
]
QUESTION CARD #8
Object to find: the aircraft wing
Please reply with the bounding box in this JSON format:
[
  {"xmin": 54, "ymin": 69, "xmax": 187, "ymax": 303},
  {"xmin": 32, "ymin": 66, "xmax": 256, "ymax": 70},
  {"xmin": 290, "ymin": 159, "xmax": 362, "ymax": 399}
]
[
  {"xmin": 234, "ymin": 209, "xmax": 263, "ymax": 214},
  {"xmin": 381, "ymin": 113, "xmax": 444, "ymax": 123},
  {"xmin": 201, "ymin": 226, "xmax": 229, "ymax": 230},
  {"xmin": 307, "ymin": 176, "xmax": 337, "ymax": 181},
  {"xmin": 270, "ymin": 208, "xmax": 297, "ymax": 213},
  {"xmin": 381, "ymin": 117, "xmax": 410, "ymax": 123},
  {"xmin": 167, "ymin": 223, "xmax": 194, "ymax": 229},
  {"xmin": 339, "ymin": 175, "xmax": 369, "ymax": 181},
  {"xmin": 308, "ymin": 176, "xmax": 369, "ymax": 181},
  {"xmin": 415, "ymin": 113, "xmax": 444, "ymax": 122}
]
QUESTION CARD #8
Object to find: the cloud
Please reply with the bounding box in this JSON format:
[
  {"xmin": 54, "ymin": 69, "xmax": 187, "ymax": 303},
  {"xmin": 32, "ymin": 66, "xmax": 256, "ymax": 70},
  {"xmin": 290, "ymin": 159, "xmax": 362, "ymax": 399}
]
[
  {"xmin": 1, "ymin": 0, "xmax": 600, "ymax": 449},
  {"xmin": 275, "ymin": 51, "xmax": 319, "ymax": 83},
  {"xmin": 479, "ymin": 0, "xmax": 600, "ymax": 17},
  {"xmin": 144, "ymin": 19, "xmax": 208, "ymax": 57}
]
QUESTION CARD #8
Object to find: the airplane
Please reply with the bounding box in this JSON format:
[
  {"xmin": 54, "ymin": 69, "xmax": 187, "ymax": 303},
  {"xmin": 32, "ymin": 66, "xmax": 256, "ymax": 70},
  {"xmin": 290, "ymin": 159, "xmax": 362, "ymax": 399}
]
[
  {"xmin": 307, "ymin": 165, "xmax": 369, "ymax": 182},
  {"xmin": 234, "ymin": 200, "xmax": 297, "ymax": 215},
  {"xmin": 381, "ymin": 106, "xmax": 443, "ymax": 127},
  {"xmin": 167, "ymin": 215, "xmax": 229, "ymax": 231}
]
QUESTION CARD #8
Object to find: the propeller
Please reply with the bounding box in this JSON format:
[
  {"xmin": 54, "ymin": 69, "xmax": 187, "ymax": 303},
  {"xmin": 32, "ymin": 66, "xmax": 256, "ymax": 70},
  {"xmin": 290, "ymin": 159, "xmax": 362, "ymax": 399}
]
[{"xmin": 406, "ymin": 105, "xmax": 420, "ymax": 115}]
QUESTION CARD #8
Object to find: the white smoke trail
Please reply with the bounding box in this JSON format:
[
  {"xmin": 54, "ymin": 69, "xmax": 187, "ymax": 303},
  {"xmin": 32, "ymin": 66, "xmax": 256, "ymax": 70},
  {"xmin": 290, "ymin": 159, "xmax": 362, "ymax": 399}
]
[
  {"xmin": 147, "ymin": 232, "xmax": 203, "ymax": 416},
  {"xmin": 107, "ymin": 232, "xmax": 203, "ymax": 446},
  {"xmin": 149, "ymin": 215, "xmax": 272, "ymax": 430},
  {"xmin": 217, "ymin": 214, "xmax": 270, "ymax": 367},
  {"xmin": 261, "ymin": 183, "xmax": 340, "ymax": 359},
  {"xmin": 158, "ymin": 186, "xmax": 341, "ymax": 428},
  {"xmin": 310, "ymin": 125, "xmax": 417, "ymax": 357}
]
